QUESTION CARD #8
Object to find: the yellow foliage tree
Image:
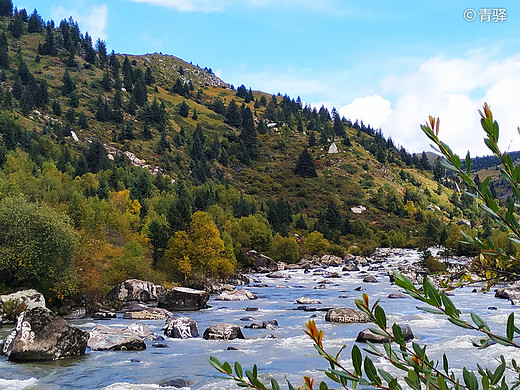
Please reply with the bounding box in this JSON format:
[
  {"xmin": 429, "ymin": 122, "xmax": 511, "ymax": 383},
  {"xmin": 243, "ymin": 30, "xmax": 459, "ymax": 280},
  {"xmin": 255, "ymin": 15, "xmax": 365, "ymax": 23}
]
[{"xmin": 304, "ymin": 231, "xmax": 329, "ymax": 255}]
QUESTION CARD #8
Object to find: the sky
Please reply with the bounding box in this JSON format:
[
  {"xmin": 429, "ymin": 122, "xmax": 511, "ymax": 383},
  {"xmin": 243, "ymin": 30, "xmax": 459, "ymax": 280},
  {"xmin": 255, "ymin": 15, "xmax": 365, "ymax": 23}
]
[{"xmin": 14, "ymin": 1, "xmax": 520, "ymax": 156}]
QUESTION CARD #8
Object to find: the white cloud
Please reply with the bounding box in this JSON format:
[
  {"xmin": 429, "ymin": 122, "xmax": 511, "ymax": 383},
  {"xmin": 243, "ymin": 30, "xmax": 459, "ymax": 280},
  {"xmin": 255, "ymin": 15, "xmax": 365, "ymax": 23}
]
[
  {"xmin": 52, "ymin": 4, "xmax": 108, "ymax": 41},
  {"xmin": 378, "ymin": 53, "xmax": 520, "ymax": 156},
  {"xmin": 338, "ymin": 95, "xmax": 392, "ymax": 129}
]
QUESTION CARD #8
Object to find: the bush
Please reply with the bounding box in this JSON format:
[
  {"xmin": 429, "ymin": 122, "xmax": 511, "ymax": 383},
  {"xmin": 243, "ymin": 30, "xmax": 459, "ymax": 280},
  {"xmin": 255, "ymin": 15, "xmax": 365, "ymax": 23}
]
[
  {"xmin": 304, "ymin": 231, "xmax": 329, "ymax": 255},
  {"xmin": 270, "ymin": 233, "xmax": 300, "ymax": 263}
]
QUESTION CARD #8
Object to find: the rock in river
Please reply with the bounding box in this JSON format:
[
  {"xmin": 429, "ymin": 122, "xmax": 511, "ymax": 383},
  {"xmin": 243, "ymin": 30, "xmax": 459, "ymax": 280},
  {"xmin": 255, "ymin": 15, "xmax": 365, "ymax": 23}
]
[
  {"xmin": 164, "ymin": 316, "xmax": 199, "ymax": 339},
  {"xmin": 107, "ymin": 279, "xmax": 165, "ymax": 302},
  {"xmin": 88, "ymin": 324, "xmax": 146, "ymax": 351},
  {"xmin": 296, "ymin": 297, "xmax": 321, "ymax": 304},
  {"xmin": 2, "ymin": 307, "xmax": 88, "ymax": 361},
  {"xmin": 325, "ymin": 308, "xmax": 370, "ymax": 323},
  {"xmin": 356, "ymin": 324, "xmax": 414, "ymax": 343},
  {"xmin": 203, "ymin": 324, "xmax": 245, "ymax": 340},
  {"xmin": 158, "ymin": 287, "xmax": 210, "ymax": 311},
  {"xmin": 216, "ymin": 289, "xmax": 257, "ymax": 301},
  {"xmin": 0, "ymin": 289, "xmax": 46, "ymax": 325}
]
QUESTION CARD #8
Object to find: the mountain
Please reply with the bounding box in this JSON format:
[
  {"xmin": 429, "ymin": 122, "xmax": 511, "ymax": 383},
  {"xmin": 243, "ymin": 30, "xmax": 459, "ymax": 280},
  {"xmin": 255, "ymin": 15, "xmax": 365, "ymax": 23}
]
[{"xmin": 0, "ymin": 4, "xmax": 485, "ymax": 303}]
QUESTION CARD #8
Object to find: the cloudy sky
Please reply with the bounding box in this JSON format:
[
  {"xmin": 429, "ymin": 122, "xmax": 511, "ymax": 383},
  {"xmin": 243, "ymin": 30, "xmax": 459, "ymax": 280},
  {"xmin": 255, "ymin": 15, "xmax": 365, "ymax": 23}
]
[{"xmin": 17, "ymin": 1, "xmax": 520, "ymax": 156}]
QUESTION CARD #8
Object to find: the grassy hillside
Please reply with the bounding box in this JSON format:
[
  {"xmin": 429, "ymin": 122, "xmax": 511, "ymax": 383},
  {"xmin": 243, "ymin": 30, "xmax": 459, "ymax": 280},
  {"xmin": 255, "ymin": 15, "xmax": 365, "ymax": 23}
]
[{"xmin": 0, "ymin": 5, "xmax": 495, "ymax": 305}]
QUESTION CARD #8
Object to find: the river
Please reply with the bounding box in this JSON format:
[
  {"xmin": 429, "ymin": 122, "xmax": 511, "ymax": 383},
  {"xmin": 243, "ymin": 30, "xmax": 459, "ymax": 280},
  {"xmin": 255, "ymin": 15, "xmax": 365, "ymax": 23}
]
[{"xmin": 1, "ymin": 249, "xmax": 519, "ymax": 390}]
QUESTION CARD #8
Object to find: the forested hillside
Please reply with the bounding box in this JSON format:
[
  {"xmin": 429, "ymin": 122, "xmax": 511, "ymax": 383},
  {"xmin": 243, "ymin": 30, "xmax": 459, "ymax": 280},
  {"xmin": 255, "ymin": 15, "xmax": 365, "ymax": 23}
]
[{"xmin": 0, "ymin": 0, "xmax": 502, "ymax": 306}]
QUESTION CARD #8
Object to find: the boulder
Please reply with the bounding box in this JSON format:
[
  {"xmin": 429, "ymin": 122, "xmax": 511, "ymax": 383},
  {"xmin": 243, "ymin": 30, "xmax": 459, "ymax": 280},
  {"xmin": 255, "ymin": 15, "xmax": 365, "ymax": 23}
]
[
  {"xmin": 266, "ymin": 271, "xmax": 290, "ymax": 279},
  {"xmin": 164, "ymin": 316, "xmax": 199, "ymax": 339},
  {"xmin": 158, "ymin": 287, "xmax": 210, "ymax": 311},
  {"xmin": 325, "ymin": 308, "xmax": 370, "ymax": 323},
  {"xmin": 126, "ymin": 323, "xmax": 160, "ymax": 341},
  {"xmin": 92, "ymin": 310, "xmax": 117, "ymax": 320},
  {"xmin": 342, "ymin": 263, "xmax": 360, "ymax": 272},
  {"xmin": 87, "ymin": 324, "xmax": 146, "ymax": 351},
  {"xmin": 356, "ymin": 324, "xmax": 414, "ymax": 343},
  {"xmin": 363, "ymin": 275, "xmax": 378, "ymax": 283},
  {"xmin": 203, "ymin": 324, "xmax": 245, "ymax": 340},
  {"xmin": 244, "ymin": 320, "xmax": 278, "ymax": 330},
  {"xmin": 495, "ymin": 286, "xmax": 520, "ymax": 305},
  {"xmin": 296, "ymin": 297, "xmax": 322, "ymax": 305},
  {"xmin": 388, "ymin": 293, "xmax": 406, "ymax": 299},
  {"xmin": 123, "ymin": 307, "xmax": 172, "ymax": 320},
  {"xmin": 64, "ymin": 307, "xmax": 87, "ymax": 320},
  {"xmin": 2, "ymin": 307, "xmax": 88, "ymax": 361},
  {"xmin": 248, "ymin": 250, "xmax": 278, "ymax": 273},
  {"xmin": 158, "ymin": 379, "xmax": 193, "ymax": 388},
  {"xmin": 107, "ymin": 279, "xmax": 166, "ymax": 302},
  {"xmin": 0, "ymin": 290, "xmax": 46, "ymax": 324},
  {"xmin": 216, "ymin": 289, "xmax": 257, "ymax": 301}
]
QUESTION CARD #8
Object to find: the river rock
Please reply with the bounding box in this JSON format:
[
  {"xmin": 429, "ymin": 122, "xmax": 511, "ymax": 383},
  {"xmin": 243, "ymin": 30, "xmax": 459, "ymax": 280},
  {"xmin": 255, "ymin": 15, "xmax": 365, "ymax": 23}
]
[
  {"xmin": 495, "ymin": 286, "xmax": 520, "ymax": 305},
  {"xmin": 107, "ymin": 279, "xmax": 166, "ymax": 302},
  {"xmin": 215, "ymin": 289, "xmax": 257, "ymax": 301},
  {"xmin": 158, "ymin": 378, "xmax": 193, "ymax": 388},
  {"xmin": 266, "ymin": 271, "xmax": 290, "ymax": 279},
  {"xmin": 164, "ymin": 316, "xmax": 199, "ymax": 338},
  {"xmin": 126, "ymin": 323, "xmax": 160, "ymax": 341},
  {"xmin": 2, "ymin": 307, "xmax": 88, "ymax": 361},
  {"xmin": 248, "ymin": 250, "xmax": 278, "ymax": 272},
  {"xmin": 343, "ymin": 263, "xmax": 360, "ymax": 272},
  {"xmin": 356, "ymin": 324, "xmax": 414, "ymax": 343},
  {"xmin": 64, "ymin": 307, "xmax": 87, "ymax": 320},
  {"xmin": 92, "ymin": 310, "xmax": 117, "ymax": 320},
  {"xmin": 203, "ymin": 324, "xmax": 245, "ymax": 340},
  {"xmin": 158, "ymin": 287, "xmax": 210, "ymax": 311},
  {"xmin": 296, "ymin": 297, "xmax": 321, "ymax": 304},
  {"xmin": 320, "ymin": 255, "xmax": 344, "ymax": 266},
  {"xmin": 0, "ymin": 290, "xmax": 47, "ymax": 324},
  {"xmin": 245, "ymin": 320, "xmax": 278, "ymax": 330},
  {"xmin": 363, "ymin": 275, "xmax": 377, "ymax": 283},
  {"xmin": 388, "ymin": 293, "xmax": 406, "ymax": 299},
  {"xmin": 325, "ymin": 308, "xmax": 370, "ymax": 323},
  {"xmin": 123, "ymin": 307, "xmax": 172, "ymax": 320},
  {"xmin": 87, "ymin": 324, "xmax": 146, "ymax": 351}
]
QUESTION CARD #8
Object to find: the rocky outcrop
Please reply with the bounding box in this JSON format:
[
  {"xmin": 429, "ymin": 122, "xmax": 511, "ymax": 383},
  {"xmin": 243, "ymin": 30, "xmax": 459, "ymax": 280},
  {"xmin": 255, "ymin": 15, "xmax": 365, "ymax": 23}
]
[
  {"xmin": 2, "ymin": 308, "xmax": 88, "ymax": 361},
  {"xmin": 296, "ymin": 297, "xmax": 321, "ymax": 304},
  {"xmin": 158, "ymin": 287, "xmax": 210, "ymax": 311},
  {"xmin": 325, "ymin": 308, "xmax": 370, "ymax": 323},
  {"xmin": 244, "ymin": 320, "xmax": 278, "ymax": 330},
  {"xmin": 87, "ymin": 324, "xmax": 146, "ymax": 351},
  {"xmin": 495, "ymin": 286, "xmax": 520, "ymax": 305},
  {"xmin": 266, "ymin": 271, "xmax": 290, "ymax": 279},
  {"xmin": 342, "ymin": 263, "xmax": 360, "ymax": 272},
  {"xmin": 123, "ymin": 307, "xmax": 172, "ymax": 320},
  {"xmin": 363, "ymin": 275, "xmax": 378, "ymax": 283},
  {"xmin": 164, "ymin": 316, "xmax": 199, "ymax": 338},
  {"xmin": 107, "ymin": 279, "xmax": 166, "ymax": 302},
  {"xmin": 248, "ymin": 250, "xmax": 278, "ymax": 272},
  {"xmin": 203, "ymin": 324, "xmax": 245, "ymax": 340},
  {"xmin": 0, "ymin": 290, "xmax": 47, "ymax": 324},
  {"xmin": 356, "ymin": 324, "xmax": 414, "ymax": 343},
  {"xmin": 125, "ymin": 323, "xmax": 161, "ymax": 341},
  {"xmin": 215, "ymin": 289, "xmax": 257, "ymax": 301}
]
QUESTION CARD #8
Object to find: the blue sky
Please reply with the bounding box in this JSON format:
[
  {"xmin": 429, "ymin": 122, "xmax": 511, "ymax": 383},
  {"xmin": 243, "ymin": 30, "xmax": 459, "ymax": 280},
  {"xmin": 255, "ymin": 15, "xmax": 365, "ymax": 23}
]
[{"xmin": 15, "ymin": 1, "xmax": 520, "ymax": 156}]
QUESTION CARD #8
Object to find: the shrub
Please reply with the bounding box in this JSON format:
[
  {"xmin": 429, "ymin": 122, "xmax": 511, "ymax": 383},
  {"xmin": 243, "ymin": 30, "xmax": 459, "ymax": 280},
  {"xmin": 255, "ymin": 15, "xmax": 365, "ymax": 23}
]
[{"xmin": 304, "ymin": 231, "xmax": 329, "ymax": 255}]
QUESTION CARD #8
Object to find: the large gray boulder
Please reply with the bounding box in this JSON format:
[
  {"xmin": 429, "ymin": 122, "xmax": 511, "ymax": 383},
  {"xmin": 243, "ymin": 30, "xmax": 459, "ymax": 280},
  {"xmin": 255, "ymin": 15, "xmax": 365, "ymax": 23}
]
[
  {"xmin": 87, "ymin": 324, "xmax": 146, "ymax": 351},
  {"xmin": 356, "ymin": 324, "xmax": 414, "ymax": 343},
  {"xmin": 2, "ymin": 308, "xmax": 88, "ymax": 361},
  {"xmin": 203, "ymin": 324, "xmax": 245, "ymax": 340},
  {"xmin": 495, "ymin": 286, "xmax": 520, "ymax": 305},
  {"xmin": 296, "ymin": 297, "xmax": 321, "ymax": 304},
  {"xmin": 216, "ymin": 289, "xmax": 257, "ymax": 301},
  {"xmin": 0, "ymin": 290, "xmax": 46, "ymax": 324},
  {"xmin": 164, "ymin": 316, "xmax": 199, "ymax": 338},
  {"xmin": 248, "ymin": 250, "xmax": 278, "ymax": 273},
  {"xmin": 244, "ymin": 320, "xmax": 279, "ymax": 330},
  {"xmin": 158, "ymin": 287, "xmax": 210, "ymax": 311},
  {"xmin": 123, "ymin": 307, "xmax": 172, "ymax": 320},
  {"xmin": 107, "ymin": 279, "xmax": 166, "ymax": 302},
  {"xmin": 325, "ymin": 308, "xmax": 370, "ymax": 323}
]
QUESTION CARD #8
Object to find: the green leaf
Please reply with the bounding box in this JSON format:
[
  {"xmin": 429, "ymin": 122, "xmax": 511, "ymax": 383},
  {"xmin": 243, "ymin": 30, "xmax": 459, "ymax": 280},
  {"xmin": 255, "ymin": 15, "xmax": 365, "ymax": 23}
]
[
  {"xmin": 234, "ymin": 361, "xmax": 243, "ymax": 379},
  {"xmin": 448, "ymin": 317, "xmax": 473, "ymax": 329},
  {"xmin": 443, "ymin": 353, "xmax": 449, "ymax": 375},
  {"xmin": 470, "ymin": 312, "xmax": 490, "ymax": 331},
  {"xmin": 287, "ymin": 378, "xmax": 298, "ymax": 390},
  {"xmin": 463, "ymin": 367, "xmax": 479, "ymax": 390},
  {"xmin": 364, "ymin": 356, "xmax": 382, "ymax": 385},
  {"xmin": 437, "ymin": 373, "xmax": 448, "ymax": 390},
  {"xmin": 466, "ymin": 151, "xmax": 471, "ymax": 175},
  {"xmin": 271, "ymin": 377, "xmax": 280, "ymax": 390},
  {"xmin": 392, "ymin": 323, "xmax": 405, "ymax": 345},
  {"xmin": 319, "ymin": 381, "xmax": 329, "ymax": 390},
  {"xmin": 246, "ymin": 370, "xmax": 266, "ymax": 390},
  {"xmin": 416, "ymin": 306, "xmax": 444, "ymax": 315},
  {"xmin": 209, "ymin": 356, "xmax": 224, "ymax": 372},
  {"xmin": 352, "ymin": 344, "xmax": 362, "ymax": 376},
  {"xmin": 492, "ymin": 363, "xmax": 506, "ymax": 385},
  {"xmin": 379, "ymin": 368, "xmax": 395, "ymax": 385},
  {"xmin": 507, "ymin": 313, "xmax": 515, "ymax": 341},
  {"xmin": 375, "ymin": 305, "xmax": 387, "ymax": 329}
]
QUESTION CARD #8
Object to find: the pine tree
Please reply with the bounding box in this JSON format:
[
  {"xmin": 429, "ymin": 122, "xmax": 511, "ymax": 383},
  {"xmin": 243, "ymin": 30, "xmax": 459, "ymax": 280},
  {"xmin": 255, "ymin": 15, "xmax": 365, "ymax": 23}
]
[
  {"xmin": 240, "ymin": 106, "xmax": 257, "ymax": 158},
  {"xmin": 27, "ymin": 9, "xmax": 43, "ymax": 33},
  {"xmin": 0, "ymin": 33, "xmax": 9, "ymax": 69},
  {"xmin": 96, "ymin": 39, "xmax": 107, "ymax": 67},
  {"xmin": 0, "ymin": 0, "xmax": 12, "ymax": 17},
  {"xmin": 9, "ymin": 14, "xmax": 24, "ymax": 38},
  {"xmin": 167, "ymin": 182, "xmax": 192, "ymax": 233},
  {"xmin": 62, "ymin": 69, "xmax": 75, "ymax": 96},
  {"xmin": 333, "ymin": 114, "xmax": 346, "ymax": 137},
  {"xmin": 225, "ymin": 99, "xmax": 241, "ymax": 127},
  {"xmin": 144, "ymin": 67, "xmax": 154, "ymax": 85},
  {"xmin": 179, "ymin": 100, "xmax": 189, "ymax": 118},
  {"xmin": 101, "ymin": 72, "xmax": 112, "ymax": 91},
  {"xmin": 294, "ymin": 148, "xmax": 317, "ymax": 177},
  {"xmin": 133, "ymin": 77, "xmax": 147, "ymax": 106}
]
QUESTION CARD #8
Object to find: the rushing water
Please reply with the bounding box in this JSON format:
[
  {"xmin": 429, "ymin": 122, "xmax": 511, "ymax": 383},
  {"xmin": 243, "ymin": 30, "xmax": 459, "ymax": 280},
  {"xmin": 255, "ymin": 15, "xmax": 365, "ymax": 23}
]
[{"xmin": 1, "ymin": 249, "xmax": 519, "ymax": 390}]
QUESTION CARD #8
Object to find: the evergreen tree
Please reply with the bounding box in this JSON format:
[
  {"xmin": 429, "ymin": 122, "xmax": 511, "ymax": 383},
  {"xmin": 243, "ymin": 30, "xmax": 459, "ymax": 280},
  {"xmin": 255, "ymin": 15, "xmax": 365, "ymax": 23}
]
[
  {"xmin": 144, "ymin": 66, "xmax": 154, "ymax": 85},
  {"xmin": 295, "ymin": 214, "xmax": 308, "ymax": 230},
  {"xmin": 167, "ymin": 182, "xmax": 192, "ymax": 233},
  {"xmin": 52, "ymin": 100, "xmax": 62, "ymax": 116},
  {"xmin": 133, "ymin": 77, "xmax": 147, "ymax": 106},
  {"xmin": 147, "ymin": 219, "xmax": 169, "ymax": 269},
  {"xmin": 27, "ymin": 9, "xmax": 43, "ymax": 33},
  {"xmin": 0, "ymin": 33, "xmax": 9, "ymax": 69},
  {"xmin": 101, "ymin": 72, "xmax": 112, "ymax": 91},
  {"xmin": 78, "ymin": 112, "xmax": 88, "ymax": 129},
  {"xmin": 294, "ymin": 148, "xmax": 317, "ymax": 177},
  {"xmin": 0, "ymin": 0, "xmax": 12, "ymax": 17},
  {"xmin": 39, "ymin": 25, "xmax": 57, "ymax": 56},
  {"xmin": 179, "ymin": 100, "xmax": 189, "ymax": 118},
  {"xmin": 156, "ymin": 130, "xmax": 171, "ymax": 153},
  {"xmin": 62, "ymin": 69, "xmax": 75, "ymax": 96},
  {"xmin": 9, "ymin": 14, "xmax": 24, "ymax": 38},
  {"xmin": 225, "ymin": 99, "xmax": 241, "ymax": 127},
  {"xmin": 240, "ymin": 106, "xmax": 257, "ymax": 156},
  {"xmin": 211, "ymin": 97, "xmax": 226, "ymax": 115},
  {"xmin": 84, "ymin": 139, "xmax": 110, "ymax": 173},
  {"xmin": 333, "ymin": 114, "xmax": 346, "ymax": 137},
  {"xmin": 83, "ymin": 33, "xmax": 96, "ymax": 64},
  {"xmin": 126, "ymin": 95, "xmax": 137, "ymax": 115},
  {"xmin": 96, "ymin": 38, "xmax": 107, "ymax": 67}
]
